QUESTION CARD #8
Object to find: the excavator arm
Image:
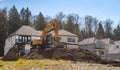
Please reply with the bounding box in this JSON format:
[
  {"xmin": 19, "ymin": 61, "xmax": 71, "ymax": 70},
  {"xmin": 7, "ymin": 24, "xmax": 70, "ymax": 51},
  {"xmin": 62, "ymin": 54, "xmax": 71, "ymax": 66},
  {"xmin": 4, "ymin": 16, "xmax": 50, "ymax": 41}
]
[{"xmin": 31, "ymin": 19, "xmax": 58, "ymax": 46}]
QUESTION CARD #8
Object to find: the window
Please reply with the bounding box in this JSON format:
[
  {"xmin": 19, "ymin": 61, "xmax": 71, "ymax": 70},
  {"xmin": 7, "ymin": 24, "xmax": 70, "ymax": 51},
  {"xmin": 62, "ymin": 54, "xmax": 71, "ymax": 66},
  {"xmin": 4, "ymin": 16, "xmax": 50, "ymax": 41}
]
[
  {"xmin": 28, "ymin": 36, "xmax": 31, "ymax": 42},
  {"xmin": 95, "ymin": 43, "xmax": 100, "ymax": 48},
  {"xmin": 18, "ymin": 36, "xmax": 22, "ymax": 42},
  {"xmin": 95, "ymin": 43, "xmax": 104, "ymax": 49},
  {"xmin": 99, "ymin": 51, "xmax": 104, "ymax": 56},
  {"xmin": 101, "ymin": 51, "xmax": 104, "ymax": 55},
  {"xmin": 16, "ymin": 35, "xmax": 31, "ymax": 44},
  {"xmin": 116, "ymin": 45, "xmax": 119, "ymax": 48},
  {"xmin": 67, "ymin": 38, "xmax": 76, "ymax": 42}
]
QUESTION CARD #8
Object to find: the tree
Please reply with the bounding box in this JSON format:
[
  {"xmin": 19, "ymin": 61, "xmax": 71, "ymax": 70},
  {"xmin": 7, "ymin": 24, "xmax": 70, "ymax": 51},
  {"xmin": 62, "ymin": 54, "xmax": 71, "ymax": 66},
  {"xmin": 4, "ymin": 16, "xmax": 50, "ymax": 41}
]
[
  {"xmin": 92, "ymin": 18, "xmax": 98, "ymax": 34},
  {"xmin": 80, "ymin": 29, "xmax": 86, "ymax": 40},
  {"xmin": 20, "ymin": 8, "xmax": 26, "ymax": 25},
  {"xmin": 96, "ymin": 22, "xmax": 104, "ymax": 39},
  {"xmin": 104, "ymin": 19, "xmax": 113, "ymax": 38},
  {"xmin": 8, "ymin": 5, "xmax": 21, "ymax": 34},
  {"xmin": 34, "ymin": 12, "xmax": 47, "ymax": 30},
  {"xmin": 25, "ymin": 7, "xmax": 31, "ymax": 25},
  {"xmin": 84, "ymin": 16, "xmax": 95, "ymax": 38},
  {"xmin": 113, "ymin": 25, "xmax": 120, "ymax": 40},
  {"xmin": 0, "ymin": 8, "xmax": 7, "ymax": 56},
  {"xmin": 55, "ymin": 12, "xmax": 65, "ymax": 29},
  {"xmin": 65, "ymin": 15, "xmax": 75, "ymax": 33},
  {"xmin": 20, "ymin": 7, "xmax": 32, "ymax": 25}
]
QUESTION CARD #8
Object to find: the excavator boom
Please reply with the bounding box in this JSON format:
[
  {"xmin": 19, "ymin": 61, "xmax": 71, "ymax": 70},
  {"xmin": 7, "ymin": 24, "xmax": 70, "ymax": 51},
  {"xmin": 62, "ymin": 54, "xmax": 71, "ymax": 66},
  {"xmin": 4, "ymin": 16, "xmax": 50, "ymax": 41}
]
[{"xmin": 31, "ymin": 19, "xmax": 58, "ymax": 46}]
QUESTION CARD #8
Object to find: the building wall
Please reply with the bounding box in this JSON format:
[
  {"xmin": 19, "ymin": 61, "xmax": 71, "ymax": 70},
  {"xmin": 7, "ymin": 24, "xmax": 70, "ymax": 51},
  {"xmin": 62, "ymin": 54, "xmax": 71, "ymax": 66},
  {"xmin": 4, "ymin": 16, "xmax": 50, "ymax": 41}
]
[
  {"xmin": 4, "ymin": 34, "xmax": 78, "ymax": 55},
  {"xmin": 79, "ymin": 43, "xmax": 106, "ymax": 58},
  {"xmin": 66, "ymin": 44, "xmax": 78, "ymax": 49},
  {"xmin": 25, "ymin": 44, "xmax": 31, "ymax": 54},
  {"xmin": 59, "ymin": 35, "xmax": 78, "ymax": 49},
  {"xmin": 79, "ymin": 44, "xmax": 95, "ymax": 52},
  {"xmin": 106, "ymin": 53, "xmax": 120, "ymax": 60},
  {"xmin": 106, "ymin": 44, "xmax": 114, "ymax": 52},
  {"xmin": 31, "ymin": 36, "xmax": 40, "ymax": 40},
  {"xmin": 4, "ymin": 35, "xmax": 17, "ymax": 55},
  {"xmin": 4, "ymin": 35, "xmax": 40, "ymax": 55},
  {"xmin": 59, "ymin": 35, "xmax": 78, "ymax": 43},
  {"xmin": 105, "ymin": 44, "xmax": 120, "ymax": 60}
]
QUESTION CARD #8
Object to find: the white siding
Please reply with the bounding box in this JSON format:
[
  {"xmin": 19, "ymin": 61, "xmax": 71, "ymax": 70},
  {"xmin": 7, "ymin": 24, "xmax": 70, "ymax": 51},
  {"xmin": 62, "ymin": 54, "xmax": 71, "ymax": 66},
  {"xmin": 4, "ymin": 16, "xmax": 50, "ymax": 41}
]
[
  {"xmin": 59, "ymin": 36, "xmax": 78, "ymax": 49},
  {"xmin": 59, "ymin": 36, "xmax": 78, "ymax": 43},
  {"xmin": 25, "ymin": 44, "xmax": 31, "ymax": 54},
  {"xmin": 31, "ymin": 36, "xmax": 40, "ymax": 40},
  {"xmin": 4, "ymin": 35, "xmax": 40, "ymax": 55},
  {"xmin": 67, "ymin": 44, "xmax": 78, "ymax": 49},
  {"xmin": 108, "ymin": 44, "xmax": 116, "ymax": 52},
  {"xmin": 4, "ymin": 35, "xmax": 17, "ymax": 55}
]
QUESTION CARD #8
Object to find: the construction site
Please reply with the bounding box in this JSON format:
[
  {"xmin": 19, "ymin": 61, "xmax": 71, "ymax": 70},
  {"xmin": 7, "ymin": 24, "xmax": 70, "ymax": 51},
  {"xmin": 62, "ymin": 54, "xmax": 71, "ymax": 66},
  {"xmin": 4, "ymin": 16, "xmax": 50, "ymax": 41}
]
[
  {"xmin": 1, "ymin": 19, "xmax": 120, "ymax": 70},
  {"xmin": 1, "ymin": 0, "xmax": 120, "ymax": 70}
]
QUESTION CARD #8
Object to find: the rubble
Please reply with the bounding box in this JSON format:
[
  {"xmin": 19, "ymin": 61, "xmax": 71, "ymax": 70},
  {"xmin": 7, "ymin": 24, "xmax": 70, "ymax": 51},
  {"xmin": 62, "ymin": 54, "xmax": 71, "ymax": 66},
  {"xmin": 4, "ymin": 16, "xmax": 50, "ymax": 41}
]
[
  {"xmin": 3, "ymin": 47, "xmax": 19, "ymax": 60},
  {"xmin": 3, "ymin": 47, "xmax": 120, "ymax": 67}
]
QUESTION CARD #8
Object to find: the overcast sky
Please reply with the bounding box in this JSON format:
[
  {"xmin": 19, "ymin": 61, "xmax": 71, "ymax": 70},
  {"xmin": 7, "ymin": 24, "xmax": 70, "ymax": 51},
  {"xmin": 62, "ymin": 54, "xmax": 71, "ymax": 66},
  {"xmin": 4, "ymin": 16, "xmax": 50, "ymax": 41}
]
[{"xmin": 0, "ymin": 0, "xmax": 120, "ymax": 27}]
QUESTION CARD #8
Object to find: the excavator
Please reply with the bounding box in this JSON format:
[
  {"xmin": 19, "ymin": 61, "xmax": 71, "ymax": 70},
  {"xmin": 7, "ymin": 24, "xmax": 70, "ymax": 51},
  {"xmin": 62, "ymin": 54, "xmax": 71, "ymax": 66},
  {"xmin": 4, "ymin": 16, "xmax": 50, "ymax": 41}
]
[{"xmin": 30, "ymin": 19, "xmax": 64, "ymax": 52}]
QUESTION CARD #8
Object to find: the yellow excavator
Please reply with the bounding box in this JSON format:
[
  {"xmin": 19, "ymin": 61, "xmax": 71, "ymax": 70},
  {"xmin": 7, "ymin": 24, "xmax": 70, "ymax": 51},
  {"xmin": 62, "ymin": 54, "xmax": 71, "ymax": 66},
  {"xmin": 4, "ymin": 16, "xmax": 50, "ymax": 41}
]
[{"xmin": 31, "ymin": 19, "xmax": 64, "ymax": 51}]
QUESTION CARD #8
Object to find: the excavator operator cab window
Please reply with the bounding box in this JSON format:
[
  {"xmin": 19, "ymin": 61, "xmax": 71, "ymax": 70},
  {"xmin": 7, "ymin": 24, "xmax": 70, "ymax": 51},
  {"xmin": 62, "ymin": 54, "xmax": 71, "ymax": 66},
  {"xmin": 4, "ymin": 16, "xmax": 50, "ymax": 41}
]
[{"xmin": 46, "ymin": 34, "xmax": 53, "ymax": 45}]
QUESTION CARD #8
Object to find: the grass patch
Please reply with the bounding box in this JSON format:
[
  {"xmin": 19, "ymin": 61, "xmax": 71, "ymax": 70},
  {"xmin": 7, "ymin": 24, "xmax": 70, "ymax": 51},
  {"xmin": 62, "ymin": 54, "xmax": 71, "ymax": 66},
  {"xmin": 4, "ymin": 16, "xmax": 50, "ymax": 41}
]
[{"xmin": 0, "ymin": 59, "xmax": 119, "ymax": 70}]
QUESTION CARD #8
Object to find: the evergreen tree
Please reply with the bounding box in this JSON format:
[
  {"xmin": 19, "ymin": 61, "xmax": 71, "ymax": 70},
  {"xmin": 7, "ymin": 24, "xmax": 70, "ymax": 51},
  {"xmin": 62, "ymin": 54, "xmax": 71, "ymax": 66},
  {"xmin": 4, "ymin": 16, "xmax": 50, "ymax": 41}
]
[
  {"xmin": 104, "ymin": 19, "xmax": 113, "ymax": 38},
  {"xmin": 0, "ymin": 8, "xmax": 7, "ymax": 56},
  {"xmin": 20, "ymin": 7, "xmax": 31, "ymax": 25},
  {"xmin": 8, "ymin": 5, "xmax": 21, "ymax": 34},
  {"xmin": 20, "ymin": 8, "xmax": 26, "ymax": 25},
  {"xmin": 113, "ymin": 25, "xmax": 120, "ymax": 40},
  {"xmin": 34, "ymin": 12, "xmax": 47, "ymax": 30},
  {"xmin": 80, "ymin": 29, "xmax": 86, "ymax": 40},
  {"xmin": 65, "ymin": 15, "xmax": 75, "ymax": 33},
  {"xmin": 96, "ymin": 22, "xmax": 104, "ymax": 39},
  {"xmin": 25, "ymin": 7, "xmax": 31, "ymax": 25}
]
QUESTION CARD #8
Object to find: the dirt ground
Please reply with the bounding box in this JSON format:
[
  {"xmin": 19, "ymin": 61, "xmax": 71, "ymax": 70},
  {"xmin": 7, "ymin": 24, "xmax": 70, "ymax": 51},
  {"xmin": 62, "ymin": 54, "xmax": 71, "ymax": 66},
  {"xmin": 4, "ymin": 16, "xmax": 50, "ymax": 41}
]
[{"xmin": 3, "ymin": 47, "xmax": 120, "ymax": 67}]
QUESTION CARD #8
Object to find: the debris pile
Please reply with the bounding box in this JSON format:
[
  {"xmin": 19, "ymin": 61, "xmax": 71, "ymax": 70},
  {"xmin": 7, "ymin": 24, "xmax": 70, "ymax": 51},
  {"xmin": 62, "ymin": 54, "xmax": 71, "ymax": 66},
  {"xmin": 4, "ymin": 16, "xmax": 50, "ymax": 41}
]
[
  {"xmin": 23, "ymin": 48, "xmax": 120, "ymax": 67},
  {"xmin": 52, "ymin": 48, "xmax": 107, "ymax": 63},
  {"xmin": 23, "ymin": 48, "xmax": 44, "ymax": 59},
  {"xmin": 3, "ymin": 46, "xmax": 120, "ymax": 67},
  {"xmin": 3, "ymin": 47, "xmax": 19, "ymax": 60}
]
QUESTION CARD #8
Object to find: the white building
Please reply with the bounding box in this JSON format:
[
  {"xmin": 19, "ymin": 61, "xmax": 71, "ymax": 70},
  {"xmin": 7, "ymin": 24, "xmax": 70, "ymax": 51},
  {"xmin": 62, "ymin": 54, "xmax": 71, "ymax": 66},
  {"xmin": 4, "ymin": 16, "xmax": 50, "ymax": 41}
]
[
  {"xmin": 4, "ymin": 25, "xmax": 42, "ymax": 55},
  {"xmin": 79, "ymin": 37, "xmax": 120, "ymax": 60},
  {"xmin": 79, "ymin": 37, "xmax": 106, "ymax": 57},
  {"xmin": 4, "ymin": 25, "xmax": 78, "ymax": 55},
  {"xmin": 105, "ymin": 41, "xmax": 120, "ymax": 60}
]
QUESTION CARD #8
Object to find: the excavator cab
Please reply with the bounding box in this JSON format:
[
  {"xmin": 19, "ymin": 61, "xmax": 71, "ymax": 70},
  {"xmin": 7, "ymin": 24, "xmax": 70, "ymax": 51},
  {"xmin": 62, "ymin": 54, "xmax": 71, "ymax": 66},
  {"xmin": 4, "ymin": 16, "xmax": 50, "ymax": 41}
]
[
  {"xmin": 40, "ymin": 34, "xmax": 53, "ymax": 49},
  {"xmin": 45, "ymin": 34, "xmax": 53, "ymax": 45}
]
